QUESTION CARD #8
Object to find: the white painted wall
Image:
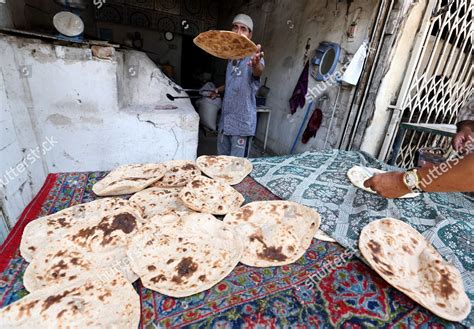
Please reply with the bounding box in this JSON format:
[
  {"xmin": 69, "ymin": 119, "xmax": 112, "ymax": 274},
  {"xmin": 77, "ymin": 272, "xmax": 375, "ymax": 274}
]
[
  {"xmin": 230, "ymin": 0, "xmax": 379, "ymax": 154},
  {"xmin": 0, "ymin": 33, "xmax": 199, "ymax": 236},
  {"xmin": 359, "ymin": 0, "xmax": 428, "ymax": 156}
]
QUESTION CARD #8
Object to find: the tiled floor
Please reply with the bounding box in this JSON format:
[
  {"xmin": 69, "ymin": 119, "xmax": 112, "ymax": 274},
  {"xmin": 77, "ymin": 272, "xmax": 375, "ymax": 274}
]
[{"xmin": 197, "ymin": 127, "xmax": 274, "ymax": 158}]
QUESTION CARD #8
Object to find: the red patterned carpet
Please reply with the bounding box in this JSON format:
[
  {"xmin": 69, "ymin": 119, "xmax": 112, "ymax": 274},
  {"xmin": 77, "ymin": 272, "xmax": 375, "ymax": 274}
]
[{"xmin": 0, "ymin": 173, "xmax": 464, "ymax": 328}]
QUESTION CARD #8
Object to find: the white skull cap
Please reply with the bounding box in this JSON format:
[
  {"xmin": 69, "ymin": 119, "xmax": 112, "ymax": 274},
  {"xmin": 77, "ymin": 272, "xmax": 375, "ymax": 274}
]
[{"xmin": 232, "ymin": 14, "xmax": 253, "ymax": 32}]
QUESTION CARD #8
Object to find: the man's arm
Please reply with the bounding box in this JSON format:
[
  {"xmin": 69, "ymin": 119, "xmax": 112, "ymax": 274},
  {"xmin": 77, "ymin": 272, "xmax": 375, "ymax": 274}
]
[
  {"xmin": 249, "ymin": 44, "xmax": 264, "ymax": 77},
  {"xmin": 210, "ymin": 85, "xmax": 225, "ymax": 99},
  {"xmin": 364, "ymin": 154, "xmax": 474, "ymax": 198}
]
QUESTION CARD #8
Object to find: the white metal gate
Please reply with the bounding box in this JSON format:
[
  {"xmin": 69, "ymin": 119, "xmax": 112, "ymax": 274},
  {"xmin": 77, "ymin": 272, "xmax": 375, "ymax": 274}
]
[{"xmin": 379, "ymin": 0, "xmax": 473, "ymax": 167}]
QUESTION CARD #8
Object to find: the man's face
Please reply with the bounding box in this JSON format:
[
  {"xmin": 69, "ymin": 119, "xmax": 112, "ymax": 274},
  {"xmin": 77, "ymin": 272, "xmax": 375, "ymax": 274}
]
[{"xmin": 232, "ymin": 23, "xmax": 252, "ymax": 39}]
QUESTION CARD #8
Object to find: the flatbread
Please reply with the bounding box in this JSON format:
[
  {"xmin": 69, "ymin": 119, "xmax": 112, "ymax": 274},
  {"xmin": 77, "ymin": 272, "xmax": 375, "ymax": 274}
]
[
  {"xmin": 23, "ymin": 207, "xmax": 142, "ymax": 292},
  {"xmin": 151, "ymin": 160, "xmax": 201, "ymax": 188},
  {"xmin": 129, "ymin": 187, "xmax": 193, "ymax": 219},
  {"xmin": 193, "ymin": 30, "xmax": 258, "ymax": 60},
  {"xmin": 0, "ymin": 273, "xmax": 140, "ymax": 328},
  {"xmin": 92, "ymin": 163, "xmax": 166, "ymax": 196},
  {"xmin": 359, "ymin": 218, "xmax": 471, "ymax": 322},
  {"xmin": 196, "ymin": 155, "xmax": 253, "ymax": 185},
  {"xmin": 127, "ymin": 212, "xmax": 243, "ymax": 297},
  {"xmin": 347, "ymin": 165, "xmax": 419, "ymax": 198},
  {"xmin": 314, "ymin": 229, "xmax": 336, "ymax": 242},
  {"xmin": 20, "ymin": 198, "xmax": 141, "ymax": 262},
  {"xmin": 223, "ymin": 201, "xmax": 321, "ymax": 267},
  {"xmin": 23, "ymin": 239, "xmax": 138, "ymax": 292},
  {"xmin": 179, "ymin": 176, "xmax": 244, "ymax": 215}
]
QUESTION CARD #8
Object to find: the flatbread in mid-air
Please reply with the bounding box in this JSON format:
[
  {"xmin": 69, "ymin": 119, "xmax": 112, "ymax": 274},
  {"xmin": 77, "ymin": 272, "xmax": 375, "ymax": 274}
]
[
  {"xmin": 223, "ymin": 201, "xmax": 321, "ymax": 267},
  {"xmin": 0, "ymin": 273, "xmax": 140, "ymax": 328},
  {"xmin": 347, "ymin": 166, "xmax": 419, "ymax": 199},
  {"xmin": 92, "ymin": 163, "xmax": 166, "ymax": 196},
  {"xmin": 196, "ymin": 155, "xmax": 253, "ymax": 185},
  {"xmin": 179, "ymin": 176, "xmax": 244, "ymax": 215},
  {"xmin": 127, "ymin": 212, "xmax": 243, "ymax": 297},
  {"xmin": 193, "ymin": 30, "xmax": 258, "ymax": 60},
  {"xmin": 359, "ymin": 218, "xmax": 471, "ymax": 322}
]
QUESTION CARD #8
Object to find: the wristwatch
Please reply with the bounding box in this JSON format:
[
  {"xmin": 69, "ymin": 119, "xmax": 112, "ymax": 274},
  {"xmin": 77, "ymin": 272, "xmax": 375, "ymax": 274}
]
[{"xmin": 403, "ymin": 169, "xmax": 424, "ymax": 193}]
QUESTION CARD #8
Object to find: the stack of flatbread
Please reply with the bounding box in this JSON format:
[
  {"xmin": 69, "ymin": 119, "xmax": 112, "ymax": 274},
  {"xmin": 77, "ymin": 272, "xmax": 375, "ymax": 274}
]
[
  {"xmin": 0, "ymin": 273, "xmax": 140, "ymax": 328},
  {"xmin": 179, "ymin": 176, "xmax": 245, "ymax": 215},
  {"xmin": 223, "ymin": 201, "xmax": 321, "ymax": 267},
  {"xmin": 360, "ymin": 218, "xmax": 471, "ymax": 322},
  {"xmin": 196, "ymin": 155, "xmax": 253, "ymax": 185},
  {"xmin": 193, "ymin": 30, "xmax": 258, "ymax": 60},
  {"xmin": 127, "ymin": 212, "xmax": 243, "ymax": 297},
  {"xmin": 92, "ymin": 163, "xmax": 166, "ymax": 196},
  {"xmin": 6, "ymin": 157, "xmax": 330, "ymax": 326}
]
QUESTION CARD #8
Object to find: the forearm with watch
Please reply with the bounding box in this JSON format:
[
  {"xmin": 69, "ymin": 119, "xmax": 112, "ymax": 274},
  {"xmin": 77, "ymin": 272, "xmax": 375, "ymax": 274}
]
[{"xmin": 403, "ymin": 153, "xmax": 474, "ymax": 193}]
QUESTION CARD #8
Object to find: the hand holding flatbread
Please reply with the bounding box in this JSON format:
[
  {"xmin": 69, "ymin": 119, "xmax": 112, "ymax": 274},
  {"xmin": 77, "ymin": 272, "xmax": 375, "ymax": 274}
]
[
  {"xmin": 347, "ymin": 165, "xmax": 419, "ymax": 199},
  {"xmin": 193, "ymin": 30, "xmax": 258, "ymax": 60}
]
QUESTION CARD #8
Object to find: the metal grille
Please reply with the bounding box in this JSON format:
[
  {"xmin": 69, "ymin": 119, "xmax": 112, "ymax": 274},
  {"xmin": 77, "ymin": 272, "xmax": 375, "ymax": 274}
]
[{"xmin": 382, "ymin": 0, "xmax": 473, "ymax": 167}]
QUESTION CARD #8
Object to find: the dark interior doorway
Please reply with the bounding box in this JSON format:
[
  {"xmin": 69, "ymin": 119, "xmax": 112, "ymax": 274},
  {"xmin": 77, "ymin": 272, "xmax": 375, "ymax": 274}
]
[{"xmin": 181, "ymin": 35, "xmax": 214, "ymax": 89}]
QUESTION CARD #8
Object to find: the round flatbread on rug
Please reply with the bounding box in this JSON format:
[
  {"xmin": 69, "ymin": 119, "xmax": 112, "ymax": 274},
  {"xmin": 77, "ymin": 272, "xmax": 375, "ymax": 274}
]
[
  {"xmin": 196, "ymin": 155, "xmax": 253, "ymax": 185},
  {"xmin": 193, "ymin": 30, "xmax": 258, "ymax": 60},
  {"xmin": 347, "ymin": 165, "xmax": 419, "ymax": 199},
  {"xmin": 359, "ymin": 218, "xmax": 471, "ymax": 322},
  {"xmin": 0, "ymin": 273, "xmax": 140, "ymax": 328},
  {"xmin": 92, "ymin": 163, "xmax": 166, "ymax": 196},
  {"xmin": 20, "ymin": 198, "xmax": 141, "ymax": 262},
  {"xmin": 127, "ymin": 212, "xmax": 243, "ymax": 297},
  {"xmin": 179, "ymin": 176, "xmax": 244, "ymax": 215},
  {"xmin": 151, "ymin": 160, "xmax": 201, "ymax": 188},
  {"xmin": 223, "ymin": 201, "xmax": 321, "ymax": 267},
  {"xmin": 23, "ymin": 207, "xmax": 143, "ymax": 292},
  {"xmin": 129, "ymin": 187, "xmax": 193, "ymax": 219},
  {"xmin": 23, "ymin": 239, "xmax": 138, "ymax": 292}
]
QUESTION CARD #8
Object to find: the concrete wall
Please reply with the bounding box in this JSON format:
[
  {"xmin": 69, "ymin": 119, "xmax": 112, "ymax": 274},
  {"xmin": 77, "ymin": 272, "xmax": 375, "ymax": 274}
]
[
  {"xmin": 359, "ymin": 0, "xmax": 428, "ymax": 156},
  {"xmin": 0, "ymin": 33, "xmax": 199, "ymax": 236},
  {"xmin": 222, "ymin": 0, "xmax": 378, "ymax": 155}
]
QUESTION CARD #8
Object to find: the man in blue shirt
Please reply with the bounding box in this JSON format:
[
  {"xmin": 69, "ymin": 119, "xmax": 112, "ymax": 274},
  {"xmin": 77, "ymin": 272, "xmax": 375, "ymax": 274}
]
[{"xmin": 211, "ymin": 14, "xmax": 265, "ymax": 157}]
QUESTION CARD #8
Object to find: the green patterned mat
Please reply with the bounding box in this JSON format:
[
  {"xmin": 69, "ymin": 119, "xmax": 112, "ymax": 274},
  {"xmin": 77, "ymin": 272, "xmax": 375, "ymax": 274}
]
[{"xmin": 250, "ymin": 149, "xmax": 474, "ymax": 326}]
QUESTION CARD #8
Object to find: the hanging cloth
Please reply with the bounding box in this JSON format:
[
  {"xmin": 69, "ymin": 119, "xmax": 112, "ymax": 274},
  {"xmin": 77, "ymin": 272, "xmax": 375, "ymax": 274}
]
[{"xmin": 289, "ymin": 61, "xmax": 309, "ymax": 114}]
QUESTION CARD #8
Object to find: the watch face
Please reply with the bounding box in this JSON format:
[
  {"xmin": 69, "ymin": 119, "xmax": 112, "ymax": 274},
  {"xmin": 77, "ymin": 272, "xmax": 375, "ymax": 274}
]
[
  {"xmin": 164, "ymin": 31, "xmax": 174, "ymax": 41},
  {"xmin": 405, "ymin": 172, "xmax": 417, "ymax": 187}
]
